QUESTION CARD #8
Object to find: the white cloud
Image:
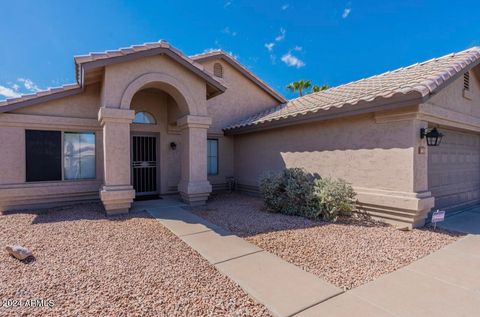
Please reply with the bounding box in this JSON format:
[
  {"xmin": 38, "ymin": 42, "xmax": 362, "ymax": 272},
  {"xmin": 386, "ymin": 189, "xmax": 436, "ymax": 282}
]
[
  {"xmin": 293, "ymin": 45, "xmax": 302, "ymax": 51},
  {"xmin": 281, "ymin": 4, "xmax": 290, "ymax": 10},
  {"xmin": 275, "ymin": 28, "xmax": 286, "ymax": 42},
  {"xmin": 203, "ymin": 48, "xmax": 221, "ymax": 54},
  {"xmin": 18, "ymin": 78, "xmax": 41, "ymax": 92},
  {"xmin": 0, "ymin": 85, "xmax": 21, "ymax": 99},
  {"xmin": 342, "ymin": 8, "xmax": 351, "ymax": 18},
  {"xmin": 225, "ymin": 51, "xmax": 239, "ymax": 60},
  {"xmin": 281, "ymin": 52, "xmax": 305, "ymax": 68},
  {"xmin": 265, "ymin": 42, "xmax": 275, "ymax": 52},
  {"xmin": 204, "ymin": 48, "xmax": 239, "ymax": 60},
  {"xmin": 0, "ymin": 78, "xmax": 43, "ymax": 100},
  {"xmin": 222, "ymin": 26, "xmax": 237, "ymax": 36}
]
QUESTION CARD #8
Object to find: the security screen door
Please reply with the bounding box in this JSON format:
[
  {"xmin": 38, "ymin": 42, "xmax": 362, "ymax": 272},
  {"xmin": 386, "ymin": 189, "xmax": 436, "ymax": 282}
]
[{"xmin": 132, "ymin": 135, "xmax": 158, "ymax": 196}]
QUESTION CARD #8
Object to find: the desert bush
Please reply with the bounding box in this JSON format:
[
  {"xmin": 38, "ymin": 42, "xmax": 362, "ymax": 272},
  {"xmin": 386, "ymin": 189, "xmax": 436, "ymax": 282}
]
[
  {"xmin": 313, "ymin": 178, "xmax": 356, "ymax": 221},
  {"xmin": 259, "ymin": 168, "xmax": 356, "ymax": 221},
  {"xmin": 281, "ymin": 168, "xmax": 317, "ymax": 216},
  {"xmin": 258, "ymin": 171, "xmax": 284, "ymax": 212}
]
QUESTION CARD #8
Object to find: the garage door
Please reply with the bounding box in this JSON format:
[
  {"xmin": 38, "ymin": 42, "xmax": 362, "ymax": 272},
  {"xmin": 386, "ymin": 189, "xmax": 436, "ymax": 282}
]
[{"xmin": 428, "ymin": 128, "xmax": 480, "ymax": 210}]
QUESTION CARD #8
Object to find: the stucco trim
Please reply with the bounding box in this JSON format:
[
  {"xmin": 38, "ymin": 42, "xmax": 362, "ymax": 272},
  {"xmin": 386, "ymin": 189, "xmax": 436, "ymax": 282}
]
[
  {"xmin": 191, "ymin": 51, "xmax": 286, "ymax": 103},
  {"xmin": 177, "ymin": 114, "xmax": 212, "ymax": 129},
  {"xmin": 418, "ymin": 104, "xmax": 480, "ymax": 133},
  {"xmin": 119, "ymin": 72, "xmax": 198, "ymax": 115},
  {"xmin": 0, "ymin": 113, "xmax": 100, "ymax": 130},
  {"xmin": 98, "ymin": 108, "xmax": 135, "ymax": 125}
]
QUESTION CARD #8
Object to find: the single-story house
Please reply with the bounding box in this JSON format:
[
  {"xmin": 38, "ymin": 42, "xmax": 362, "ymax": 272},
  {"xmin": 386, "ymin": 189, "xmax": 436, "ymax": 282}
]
[{"xmin": 0, "ymin": 41, "xmax": 479, "ymax": 229}]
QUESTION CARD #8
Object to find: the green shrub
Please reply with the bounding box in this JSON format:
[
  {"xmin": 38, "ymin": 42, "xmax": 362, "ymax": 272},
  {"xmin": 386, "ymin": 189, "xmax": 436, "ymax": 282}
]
[
  {"xmin": 281, "ymin": 168, "xmax": 316, "ymax": 216},
  {"xmin": 313, "ymin": 178, "xmax": 356, "ymax": 221},
  {"xmin": 258, "ymin": 171, "xmax": 284, "ymax": 212},
  {"xmin": 259, "ymin": 168, "xmax": 356, "ymax": 221}
]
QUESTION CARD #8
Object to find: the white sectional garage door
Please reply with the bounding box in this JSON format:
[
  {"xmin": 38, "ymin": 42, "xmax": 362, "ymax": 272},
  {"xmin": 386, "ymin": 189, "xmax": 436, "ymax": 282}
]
[{"xmin": 428, "ymin": 128, "xmax": 480, "ymax": 210}]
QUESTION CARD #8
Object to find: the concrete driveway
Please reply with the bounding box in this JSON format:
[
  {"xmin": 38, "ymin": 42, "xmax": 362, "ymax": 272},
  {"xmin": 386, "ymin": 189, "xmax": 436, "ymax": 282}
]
[{"xmin": 437, "ymin": 205, "xmax": 480, "ymax": 234}]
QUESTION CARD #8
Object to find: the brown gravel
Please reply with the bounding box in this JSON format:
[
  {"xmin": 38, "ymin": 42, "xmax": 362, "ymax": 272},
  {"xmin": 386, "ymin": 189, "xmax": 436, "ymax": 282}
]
[
  {"xmin": 0, "ymin": 203, "xmax": 271, "ymax": 317},
  {"xmin": 192, "ymin": 193, "xmax": 463, "ymax": 290}
]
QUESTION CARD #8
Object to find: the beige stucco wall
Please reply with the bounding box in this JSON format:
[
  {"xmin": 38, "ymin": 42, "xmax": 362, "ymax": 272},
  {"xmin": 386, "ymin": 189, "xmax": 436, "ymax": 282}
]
[
  {"xmin": 200, "ymin": 59, "xmax": 280, "ymax": 133},
  {"xmin": 0, "ymin": 85, "xmax": 104, "ymax": 210},
  {"xmin": 420, "ymin": 67, "xmax": 480, "ymax": 211},
  {"xmin": 419, "ymin": 68, "xmax": 480, "ymax": 134},
  {"xmin": 198, "ymin": 58, "xmax": 280, "ymax": 189},
  {"xmin": 101, "ymin": 55, "xmax": 207, "ymax": 116},
  {"xmin": 11, "ymin": 83, "xmax": 101, "ymax": 119},
  {"xmin": 234, "ymin": 113, "xmax": 416, "ymax": 191},
  {"xmin": 422, "ymin": 69, "xmax": 480, "ymax": 121},
  {"xmin": 233, "ymin": 110, "xmax": 434, "ymax": 228}
]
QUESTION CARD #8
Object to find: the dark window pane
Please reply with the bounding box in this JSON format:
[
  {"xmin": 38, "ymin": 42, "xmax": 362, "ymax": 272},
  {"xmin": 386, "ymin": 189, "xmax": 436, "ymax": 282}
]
[
  {"xmin": 26, "ymin": 130, "xmax": 62, "ymax": 182},
  {"xmin": 207, "ymin": 139, "xmax": 218, "ymax": 175}
]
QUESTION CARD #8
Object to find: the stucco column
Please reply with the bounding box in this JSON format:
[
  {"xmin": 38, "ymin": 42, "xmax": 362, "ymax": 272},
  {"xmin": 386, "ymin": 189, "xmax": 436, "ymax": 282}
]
[
  {"xmin": 177, "ymin": 115, "xmax": 212, "ymax": 206},
  {"xmin": 98, "ymin": 108, "xmax": 136, "ymax": 215}
]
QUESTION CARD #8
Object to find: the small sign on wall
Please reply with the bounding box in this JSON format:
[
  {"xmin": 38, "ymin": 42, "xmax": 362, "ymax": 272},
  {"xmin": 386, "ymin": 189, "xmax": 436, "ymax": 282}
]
[{"xmin": 432, "ymin": 209, "xmax": 445, "ymax": 229}]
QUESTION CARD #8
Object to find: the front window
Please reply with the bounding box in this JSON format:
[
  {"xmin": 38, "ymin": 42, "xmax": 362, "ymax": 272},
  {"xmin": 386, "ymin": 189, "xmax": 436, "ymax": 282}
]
[
  {"xmin": 133, "ymin": 111, "xmax": 156, "ymax": 124},
  {"xmin": 64, "ymin": 132, "xmax": 96, "ymax": 180},
  {"xmin": 207, "ymin": 139, "xmax": 218, "ymax": 175},
  {"xmin": 25, "ymin": 130, "xmax": 96, "ymax": 182}
]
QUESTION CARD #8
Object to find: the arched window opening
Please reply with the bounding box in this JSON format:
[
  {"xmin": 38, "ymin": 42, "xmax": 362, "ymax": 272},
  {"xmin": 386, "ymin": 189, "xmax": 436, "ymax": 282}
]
[{"xmin": 133, "ymin": 111, "xmax": 156, "ymax": 124}]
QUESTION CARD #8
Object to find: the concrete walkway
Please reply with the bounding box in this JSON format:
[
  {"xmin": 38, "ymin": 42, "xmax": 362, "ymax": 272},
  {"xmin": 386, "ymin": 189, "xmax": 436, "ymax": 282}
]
[
  {"xmin": 297, "ymin": 234, "xmax": 480, "ymax": 316},
  {"xmin": 136, "ymin": 198, "xmax": 480, "ymax": 316},
  {"xmin": 135, "ymin": 198, "xmax": 342, "ymax": 317}
]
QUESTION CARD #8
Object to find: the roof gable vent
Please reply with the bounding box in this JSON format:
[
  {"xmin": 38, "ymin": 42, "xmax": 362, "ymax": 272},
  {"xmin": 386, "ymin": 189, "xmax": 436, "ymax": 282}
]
[
  {"xmin": 464, "ymin": 71, "xmax": 470, "ymax": 91},
  {"xmin": 213, "ymin": 62, "xmax": 223, "ymax": 78}
]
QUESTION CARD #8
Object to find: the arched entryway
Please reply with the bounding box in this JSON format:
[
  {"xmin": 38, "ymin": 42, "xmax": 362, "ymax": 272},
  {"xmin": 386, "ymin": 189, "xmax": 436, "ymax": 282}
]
[
  {"xmin": 129, "ymin": 87, "xmax": 183, "ymax": 198},
  {"xmin": 98, "ymin": 72, "xmax": 213, "ymax": 214}
]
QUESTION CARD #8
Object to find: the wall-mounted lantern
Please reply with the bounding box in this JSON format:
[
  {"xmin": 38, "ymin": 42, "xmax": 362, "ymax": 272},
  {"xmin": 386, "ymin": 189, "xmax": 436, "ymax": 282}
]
[
  {"xmin": 420, "ymin": 127, "xmax": 443, "ymax": 146},
  {"xmin": 170, "ymin": 142, "xmax": 177, "ymax": 150}
]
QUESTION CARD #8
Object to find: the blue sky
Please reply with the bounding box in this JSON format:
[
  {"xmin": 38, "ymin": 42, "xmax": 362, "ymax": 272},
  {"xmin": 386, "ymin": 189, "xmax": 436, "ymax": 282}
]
[{"xmin": 0, "ymin": 0, "xmax": 479, "ymax": 100}]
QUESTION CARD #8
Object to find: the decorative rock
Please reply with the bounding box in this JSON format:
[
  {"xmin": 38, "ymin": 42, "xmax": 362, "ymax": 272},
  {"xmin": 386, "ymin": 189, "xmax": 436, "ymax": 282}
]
[{"xmin": 6, "ymin": 245, "xmax": 33, "ymax": 260}]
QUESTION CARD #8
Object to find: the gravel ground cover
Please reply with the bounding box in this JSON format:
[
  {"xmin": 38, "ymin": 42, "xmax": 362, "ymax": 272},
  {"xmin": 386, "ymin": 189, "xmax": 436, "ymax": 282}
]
[
  {"xmin": 191, "ymin": 193, "xmax": 463, "ymax": 290},
  {"xmin": 0, "ymin": 203, "xmax": 271, "ymax": 317}
]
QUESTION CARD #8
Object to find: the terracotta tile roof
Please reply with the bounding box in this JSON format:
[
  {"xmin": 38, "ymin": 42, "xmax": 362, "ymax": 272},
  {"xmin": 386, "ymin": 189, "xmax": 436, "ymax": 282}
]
[
  {"xmin": 225, "ymin": 47, "xmax": 480, "ymax": 131},
  {"xmin": 0, "ymin": 84, "xmax": 81, "ymax": 111},
  {"xmin": 74, "ymin": 40, "xmax": 207, "ymax": 76},
  {"xmin": 191, "ymin": 50, "xmax": 286, "ymax": 103},
  {"xmin": 74, "ymin": 40, "xmax": 226, "ymax": 95},
  {"xmin": 0, "ymin": 41, "xmax": 226, "ymax": 112}
]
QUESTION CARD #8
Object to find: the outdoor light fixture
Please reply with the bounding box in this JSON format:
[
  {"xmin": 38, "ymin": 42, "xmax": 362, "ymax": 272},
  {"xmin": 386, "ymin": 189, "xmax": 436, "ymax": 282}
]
[
  {"xmin": 170, "ymin": 142, "xmax": 177, "ymax": 150},
  {"xmin": 420, "ymin": 127, "xmax": 443, "ymax": 147}
]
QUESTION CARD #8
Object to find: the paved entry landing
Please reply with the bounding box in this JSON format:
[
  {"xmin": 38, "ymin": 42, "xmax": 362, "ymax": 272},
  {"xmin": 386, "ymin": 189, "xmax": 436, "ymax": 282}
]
[
  {"xmin": 437, "ymin": 204, "xmax": 480, "ymax": 234},
  {"xmin": 140, "ymin": 200, "xmax": 342, "ymax": 317}
]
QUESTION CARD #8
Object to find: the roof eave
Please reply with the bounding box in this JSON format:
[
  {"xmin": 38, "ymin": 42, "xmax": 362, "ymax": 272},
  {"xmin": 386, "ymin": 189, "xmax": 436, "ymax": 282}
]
[
  {"xmin": 78, "ymin": 47, "xmax": 227, "ymax": 97},
  {"xmin": 0, "ymin": 85, "xmax": 83, "ymax": 113},
  {"xmin": 224, "ymin": 92, "xmax": 426, "ymax": 135}
]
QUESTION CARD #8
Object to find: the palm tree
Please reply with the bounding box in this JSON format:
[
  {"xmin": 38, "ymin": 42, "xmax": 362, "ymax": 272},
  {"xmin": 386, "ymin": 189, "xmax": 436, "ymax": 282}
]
[
  {"xmin": 286, "ymin": 80, "xmax": 311, "ymax": 97},
  {"xmin": 312, "ymin": 84, "xmax": 330, "ymax": 93}
]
